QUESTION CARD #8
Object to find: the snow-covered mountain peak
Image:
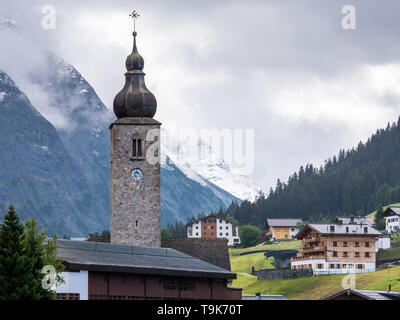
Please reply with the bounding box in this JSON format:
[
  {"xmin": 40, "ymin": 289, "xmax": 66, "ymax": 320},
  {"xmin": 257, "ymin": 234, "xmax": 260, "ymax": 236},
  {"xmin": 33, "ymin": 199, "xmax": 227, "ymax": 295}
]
[{"xmin": 161, "ymin": 130, "xmax": 260, "ymax": 201}]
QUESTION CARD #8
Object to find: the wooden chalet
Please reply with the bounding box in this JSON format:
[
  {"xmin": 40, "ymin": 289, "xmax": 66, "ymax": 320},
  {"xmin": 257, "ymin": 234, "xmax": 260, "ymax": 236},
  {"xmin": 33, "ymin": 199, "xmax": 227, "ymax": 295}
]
[{"xmin": 291, "ymin": 223, "xmax": 381, "ymax": 275}]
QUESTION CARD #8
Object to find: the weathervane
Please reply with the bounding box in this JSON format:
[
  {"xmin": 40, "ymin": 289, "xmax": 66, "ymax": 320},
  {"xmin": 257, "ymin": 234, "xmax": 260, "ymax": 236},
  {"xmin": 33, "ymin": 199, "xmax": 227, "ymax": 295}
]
[{"xmin": 129, "ymin": 10, "xmax": 140, "ymax": 33}]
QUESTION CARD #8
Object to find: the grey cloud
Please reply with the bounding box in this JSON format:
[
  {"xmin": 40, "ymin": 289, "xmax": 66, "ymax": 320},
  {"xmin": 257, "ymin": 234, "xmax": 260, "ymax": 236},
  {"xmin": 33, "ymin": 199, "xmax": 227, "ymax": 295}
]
[{"xmin": 1, "ymin": 0, "xmax": 400, "ymax": 190}]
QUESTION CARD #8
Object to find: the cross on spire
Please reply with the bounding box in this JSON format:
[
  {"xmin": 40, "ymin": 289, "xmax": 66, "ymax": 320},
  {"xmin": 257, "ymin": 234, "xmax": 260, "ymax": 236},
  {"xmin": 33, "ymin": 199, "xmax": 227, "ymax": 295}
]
[{"xmin": 129, "ymin": 10, "xmax": 140, "ymax": 32}]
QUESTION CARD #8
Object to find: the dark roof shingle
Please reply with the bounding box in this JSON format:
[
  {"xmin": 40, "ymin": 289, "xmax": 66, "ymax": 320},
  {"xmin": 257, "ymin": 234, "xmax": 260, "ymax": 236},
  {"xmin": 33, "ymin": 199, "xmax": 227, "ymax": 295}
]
[{"xmin": 56, "ymin": 239, "xmax": 236, "ymax": 279}]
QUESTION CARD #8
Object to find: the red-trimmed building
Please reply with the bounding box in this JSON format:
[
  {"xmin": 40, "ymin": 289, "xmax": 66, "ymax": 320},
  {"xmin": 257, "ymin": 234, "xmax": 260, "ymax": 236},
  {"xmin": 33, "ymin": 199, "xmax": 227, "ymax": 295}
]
[{"xmin": 187, "ymin": 215, "xmax": 240, "ymax": 246}]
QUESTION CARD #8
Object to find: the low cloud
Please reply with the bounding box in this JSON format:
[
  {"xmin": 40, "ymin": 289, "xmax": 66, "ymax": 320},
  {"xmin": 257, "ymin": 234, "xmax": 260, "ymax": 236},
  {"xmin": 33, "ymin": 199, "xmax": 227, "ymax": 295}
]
[{"xmin": 1, "ymin": 0, "xmax": 400, "ymax": 190}]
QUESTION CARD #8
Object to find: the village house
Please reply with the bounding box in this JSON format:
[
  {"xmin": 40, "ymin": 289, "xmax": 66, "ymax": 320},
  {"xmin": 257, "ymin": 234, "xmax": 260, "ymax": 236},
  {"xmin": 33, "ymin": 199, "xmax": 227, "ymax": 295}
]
[
  {"xmin": 265, "ymin": 219, "xmax": 301, "ymax": 240},
  {"xmin": 291, "ymin": 223, "xmax": 381, "ymax": 275},
  {"xmin": 187, "ymin": 215, "xmax": 240, "ymax": 247},
  {"xmin": 383, "ymin": 206, "xmax": 400, "ymax": 234}
]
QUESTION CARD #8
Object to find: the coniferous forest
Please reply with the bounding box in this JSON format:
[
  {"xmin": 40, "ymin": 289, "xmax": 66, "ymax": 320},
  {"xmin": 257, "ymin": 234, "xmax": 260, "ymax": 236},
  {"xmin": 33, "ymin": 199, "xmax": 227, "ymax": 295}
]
[{"xmin": 221, "ymin": 117, "xmax": 400, "ymax": 229}]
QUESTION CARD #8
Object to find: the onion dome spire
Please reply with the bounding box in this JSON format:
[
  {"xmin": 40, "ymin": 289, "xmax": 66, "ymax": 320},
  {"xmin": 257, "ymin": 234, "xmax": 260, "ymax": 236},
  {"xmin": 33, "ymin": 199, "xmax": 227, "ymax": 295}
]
[{"xmin": 113, "ymin": 11, "xmax": 157, "ymax": 118}]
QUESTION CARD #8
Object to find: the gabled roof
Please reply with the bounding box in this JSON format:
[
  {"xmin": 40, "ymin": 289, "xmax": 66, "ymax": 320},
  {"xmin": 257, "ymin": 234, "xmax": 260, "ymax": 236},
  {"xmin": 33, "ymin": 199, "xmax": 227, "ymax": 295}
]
[
  {"xmin": 56, "ymin": 239, "xmax": 236, "ymax": 279},
  {"xmin": 324, "ymin": 289, "xmax": 400, "ymax": 300},
  {"xmin": 188, "ymin": 214, "xmax": 235, "ymax": 226},
  {"xmin": 295, "ymin": 223, "xmax": 381, "ymax": 239},
  {"xmin": 383, "ymin": 206, "xmax": 400, "ymax": 216},
  {"xmin": 265, "ymin": 219, "xmax": 301, "ymax": 228}
]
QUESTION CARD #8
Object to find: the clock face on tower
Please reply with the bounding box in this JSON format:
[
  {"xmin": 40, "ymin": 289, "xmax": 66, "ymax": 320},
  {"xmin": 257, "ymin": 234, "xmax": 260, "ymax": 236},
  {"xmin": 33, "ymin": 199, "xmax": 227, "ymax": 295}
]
[{"xmin": 131, "ymin": 168, "xmax": 143, "ymax": 181}]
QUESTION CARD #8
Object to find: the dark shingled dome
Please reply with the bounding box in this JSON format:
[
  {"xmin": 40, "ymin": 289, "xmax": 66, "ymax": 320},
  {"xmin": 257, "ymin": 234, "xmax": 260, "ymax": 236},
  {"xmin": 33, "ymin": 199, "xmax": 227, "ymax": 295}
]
[{"xmin": 113, "ymin": 32, "xmax": 157, "ymax": 118}]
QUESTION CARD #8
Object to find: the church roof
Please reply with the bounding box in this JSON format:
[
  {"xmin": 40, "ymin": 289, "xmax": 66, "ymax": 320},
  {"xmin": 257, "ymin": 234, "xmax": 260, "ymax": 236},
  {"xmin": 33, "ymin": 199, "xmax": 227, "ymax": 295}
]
[
  {"xmin": 56, "ymin": 239, "xmax": 236, "ymax": 279},
  {"xmin": 113, "ymin": 31, "xmax": 157, "ymax": 118}
]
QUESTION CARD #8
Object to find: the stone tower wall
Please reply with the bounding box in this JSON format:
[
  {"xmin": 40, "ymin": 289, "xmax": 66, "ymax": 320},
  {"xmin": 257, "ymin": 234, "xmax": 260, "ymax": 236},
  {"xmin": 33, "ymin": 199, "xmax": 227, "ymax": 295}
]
[{"xmin": 110, "ymin": 118, "xmax": 161, "ymax": 247}]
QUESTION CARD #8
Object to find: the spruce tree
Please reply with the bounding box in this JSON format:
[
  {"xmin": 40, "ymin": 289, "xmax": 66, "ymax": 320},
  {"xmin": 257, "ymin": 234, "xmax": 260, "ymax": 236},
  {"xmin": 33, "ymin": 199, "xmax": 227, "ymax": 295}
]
[
  {"xmin": 0, "ymin": 206, "xmax": 62, "ymax": 300},
  {"xmin": 0, "ymin": 205, "xmax": 36, "ymax": 300},
  {"xmin": 23, "ymin": 218, "xmax": 59, "ymax": 300}
]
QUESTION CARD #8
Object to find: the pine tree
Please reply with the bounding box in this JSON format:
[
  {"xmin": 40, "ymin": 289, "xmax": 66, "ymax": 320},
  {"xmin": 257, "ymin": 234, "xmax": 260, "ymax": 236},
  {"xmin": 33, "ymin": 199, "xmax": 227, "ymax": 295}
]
[
  {"xmin": 0, "ymin": 206, "xmax": 62, "ymax": 300},
  {"xmin": 375, "ymin": 206, "xmax": 386, "ymax": 231},
  {"xmin": 0, "ymin": 205, "xmax": 36, "ymax": 299},
  {"xmin": 23, "ymin": 218, "xmax": 62, "ymax": 300}
]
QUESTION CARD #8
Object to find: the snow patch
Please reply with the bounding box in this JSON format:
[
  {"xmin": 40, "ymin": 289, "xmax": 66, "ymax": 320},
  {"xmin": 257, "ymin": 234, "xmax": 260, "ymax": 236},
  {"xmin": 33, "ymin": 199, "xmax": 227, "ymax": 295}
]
[
  {"xmin": 0, "ymin": 92, "xmax": 6, "ymax": 102},
  {"xmin": 34, "ymin": 144, "xmax": 49, "ymax": 152}
]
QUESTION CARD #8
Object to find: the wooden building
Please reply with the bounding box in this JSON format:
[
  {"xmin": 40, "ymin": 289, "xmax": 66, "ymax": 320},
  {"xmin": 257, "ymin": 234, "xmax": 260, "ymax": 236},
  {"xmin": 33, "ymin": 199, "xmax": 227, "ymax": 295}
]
[
  {"xmin": 265, "ymin": 219, "xmax": 301, "ymax": 240},
  {"xmin": 291, "ymin": 223, "xmax": 381, "ymax": 275},
  {"xmin": 54, "ymin": 239, "xmax": 242, "ymax": 300}
]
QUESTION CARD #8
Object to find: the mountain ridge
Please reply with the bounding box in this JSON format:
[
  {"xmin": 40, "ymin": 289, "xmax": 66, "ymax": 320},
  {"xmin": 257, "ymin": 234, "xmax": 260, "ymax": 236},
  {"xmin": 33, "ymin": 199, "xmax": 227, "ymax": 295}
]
[{"xmin": 222, "ymin": 117, "xmax": 400, "ymax": 228}]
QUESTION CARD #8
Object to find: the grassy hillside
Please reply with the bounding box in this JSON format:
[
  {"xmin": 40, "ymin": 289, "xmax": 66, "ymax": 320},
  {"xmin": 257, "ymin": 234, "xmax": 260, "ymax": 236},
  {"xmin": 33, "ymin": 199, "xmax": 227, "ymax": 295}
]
[
  {"xmin": 366, "ymin": 203, "xmax": 400, "ymax": 218},
  {"xmin": 232, "ymin": 266, "xmax": 400, "ymax": 300},
  {"xmin": 229, "ymin": 239, "xmax": 400, "ymax": 299},
  {"xmin": 229, "ymin": 240, "xmax": 301, "ymax": 276},
  {"xmin": 230, "ymin": 253, "xmax": 275, "ymax": 274},
  {"xmin": 377, "ymin": 234, "xmax": 400, "ymax": 261},
  {"xmin": 229, "ymin": 240, "xmax": 301, "ymax": 255}
]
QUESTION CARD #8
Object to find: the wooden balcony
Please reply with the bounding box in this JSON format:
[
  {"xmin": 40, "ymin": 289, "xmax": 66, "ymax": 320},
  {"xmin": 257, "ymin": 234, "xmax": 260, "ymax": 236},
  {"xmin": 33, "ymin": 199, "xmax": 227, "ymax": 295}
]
[
  {"xmin": 291, "ymin": 254, "xmax": 325, "ymax": 261},
  {"xmin": 299, "ymin": 246, "xmax": 325, "ymax": 253},
  {"xmin": 303, "ymin": 238, "xmax": 321, "ymax": 244}
]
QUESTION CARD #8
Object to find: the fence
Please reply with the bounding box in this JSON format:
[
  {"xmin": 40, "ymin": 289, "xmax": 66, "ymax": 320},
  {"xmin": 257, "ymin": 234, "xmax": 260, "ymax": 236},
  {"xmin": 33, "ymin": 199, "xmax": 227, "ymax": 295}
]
[
  {"xmin": 254, "ymin": 268, "xmax": 312, "ymax": 280},
  {"xmin": 312, "ymin": 269, "xmax": 376, "ymax": 275}
]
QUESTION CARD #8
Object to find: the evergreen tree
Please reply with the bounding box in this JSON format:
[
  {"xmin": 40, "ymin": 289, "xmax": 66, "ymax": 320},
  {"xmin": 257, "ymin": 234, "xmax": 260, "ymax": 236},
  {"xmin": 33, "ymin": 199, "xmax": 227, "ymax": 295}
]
[
  {"xmin": 216, "ymin": 119, "xmax": 400, "ymax": 229},
  {"xmin": 0, "ymin": 206, "xmax": 63, "ymax": 300},
  {"xmin": 375, "ymin": 206, "xmax": 386, "ymax": 231},
  {"xmin": 23, "ymin": 218, "xmax": 64, "ymax": 299},
  {"xmin": 161, "ymin": 228, "xmax": 173, "ymax": 239},
  {"xmin": 239, "ymin": 225, "xmax": 261, "ymax": 248},
  {"xmin": 0, "ymin": 205, "xmax": 36, "ymax": 299}
]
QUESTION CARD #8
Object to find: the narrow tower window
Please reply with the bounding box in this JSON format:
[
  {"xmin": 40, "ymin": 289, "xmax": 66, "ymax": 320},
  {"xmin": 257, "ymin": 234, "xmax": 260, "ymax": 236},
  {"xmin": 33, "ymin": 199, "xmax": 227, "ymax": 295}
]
[
  {"xmin": 132, "ymin": 139, "xmax": 137, "ymax": 157},
  {"xmin": 138, "ymin": 139, "xmax": 142, "ymax": 157},
  {"xmin": 132, "ymin": 138, "xmax": 143, "ymax": 158}
]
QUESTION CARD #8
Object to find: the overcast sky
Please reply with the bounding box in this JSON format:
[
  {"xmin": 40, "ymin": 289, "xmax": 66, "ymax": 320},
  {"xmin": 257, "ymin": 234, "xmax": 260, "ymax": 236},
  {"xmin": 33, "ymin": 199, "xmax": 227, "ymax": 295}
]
[{"xmin": 1, "ymin": 0, "xmax": 400, "ymax": 191}]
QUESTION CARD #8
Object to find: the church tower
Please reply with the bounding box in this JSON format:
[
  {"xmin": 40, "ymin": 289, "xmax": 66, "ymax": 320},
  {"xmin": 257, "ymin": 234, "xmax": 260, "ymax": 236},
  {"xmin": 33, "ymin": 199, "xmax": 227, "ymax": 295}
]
[{"xmin": 110, "ymin": 25, "xmax": 161, "ymax": 247}]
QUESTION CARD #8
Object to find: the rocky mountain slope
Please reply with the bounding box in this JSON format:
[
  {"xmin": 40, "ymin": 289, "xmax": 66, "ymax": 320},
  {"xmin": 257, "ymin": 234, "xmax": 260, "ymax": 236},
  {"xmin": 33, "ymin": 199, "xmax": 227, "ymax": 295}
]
[{"xmin": 0, "ymin": 70, "xmax": 107, "ymax": 236}]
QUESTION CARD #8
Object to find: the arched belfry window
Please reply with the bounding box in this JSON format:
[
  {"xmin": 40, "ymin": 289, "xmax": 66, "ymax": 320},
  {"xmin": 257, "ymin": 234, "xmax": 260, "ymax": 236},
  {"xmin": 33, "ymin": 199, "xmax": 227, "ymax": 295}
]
[{"xmin": 132, "ymin": 138, "xmax": 144, "ymax": 158}]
